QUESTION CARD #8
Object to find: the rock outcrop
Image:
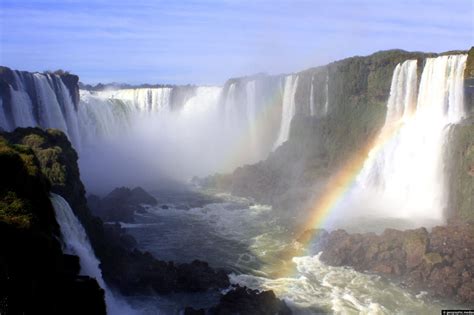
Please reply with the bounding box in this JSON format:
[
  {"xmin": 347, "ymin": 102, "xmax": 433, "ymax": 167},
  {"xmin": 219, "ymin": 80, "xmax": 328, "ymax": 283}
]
[
  {"xmin": 88, "ymin": 186, "xmax": 157, "ymax": 222},
  {"xmin": 200, "ymin": 50, "xmax": 436, "ymax": 208},
  {"xmin": 446, "ymin": 47, "xmax": 474, "ymax": 221},
  {"xmin": 184, "ymin": 285, "xmax": 292, "ymax": 315},
  {"xmin": 2, "ymin": 127, "xmax": 231, "ymax": 298},
  {"xmin": 0, "ymin": 131, "xmax": 105, "ymax": 314},
  {"xmin": 299, "ymin": 221, "xmax": 474, "ymax": 304}
]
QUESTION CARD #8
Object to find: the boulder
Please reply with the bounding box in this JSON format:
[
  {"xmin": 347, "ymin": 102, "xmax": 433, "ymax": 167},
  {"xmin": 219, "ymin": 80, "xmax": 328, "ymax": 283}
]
[{"xmin": 210, "ymin": 285, "xmax": 292, "ymax": 315}]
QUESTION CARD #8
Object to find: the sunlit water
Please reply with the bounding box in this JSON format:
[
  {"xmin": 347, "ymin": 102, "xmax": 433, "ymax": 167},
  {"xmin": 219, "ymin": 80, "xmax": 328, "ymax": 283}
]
[{"xmin": 119, "ymin": 190, "xmax": 459, "ymax": 314}]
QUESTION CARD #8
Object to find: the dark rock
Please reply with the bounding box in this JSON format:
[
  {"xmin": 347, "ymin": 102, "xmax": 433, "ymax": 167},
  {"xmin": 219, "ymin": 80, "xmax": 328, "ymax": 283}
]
[
  {"xmin": 0, "ymin": 131, "xmax": 106, "ymax": 314},
  {"xmin": 88, "ymin": 186, "xmax": 157, "ymax": 223},
  {"xmin": 184, "ymin": 307, "xmax": 206, "ymax": 315},
  {"xmin": 210, "ymin": 285, "xmax": 292, "ymax": 315},
  {"xmin": 402, "ymin": 228, "xmax": 428, "ymax": 269},
  {"xmin": 316, "ymin": 222, "xmax": 474, "ymax": 304},
  {"xmin": 2, "ymin": 128, "xmax": 231, "ymax": 307}
]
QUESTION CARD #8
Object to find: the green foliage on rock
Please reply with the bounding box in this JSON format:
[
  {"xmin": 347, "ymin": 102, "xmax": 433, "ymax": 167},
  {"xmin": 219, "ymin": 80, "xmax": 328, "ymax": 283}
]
[
  {"xmin": 0, "ymin": 128, "xmax": 107, "ymax": 314},
  {"xmin": 0, "ymin": 191, "xmax": 33, "ymax": 228},
  {"xmin": 0, "ymin": 134, "xmax": 53, "ymax": 230}
]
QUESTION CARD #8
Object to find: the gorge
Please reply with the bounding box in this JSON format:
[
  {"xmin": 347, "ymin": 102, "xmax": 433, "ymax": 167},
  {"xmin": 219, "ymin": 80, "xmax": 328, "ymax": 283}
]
[{"xmin": 1, "ymin": 47, "xmax": 474, "ymax": 314}]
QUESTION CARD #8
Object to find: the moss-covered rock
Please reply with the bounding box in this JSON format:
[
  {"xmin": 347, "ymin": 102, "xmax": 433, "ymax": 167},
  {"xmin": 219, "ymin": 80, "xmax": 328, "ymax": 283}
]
[{"xmin": 0, "ymin": 131, "xmax": 106, "ymax": 314}]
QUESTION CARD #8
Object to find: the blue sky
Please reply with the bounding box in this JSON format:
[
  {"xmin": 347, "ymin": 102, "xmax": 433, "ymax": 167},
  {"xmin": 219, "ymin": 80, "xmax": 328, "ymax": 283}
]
[{"xmin": 0, "ymin": 0, "xmax": 473, "ymax": 85}]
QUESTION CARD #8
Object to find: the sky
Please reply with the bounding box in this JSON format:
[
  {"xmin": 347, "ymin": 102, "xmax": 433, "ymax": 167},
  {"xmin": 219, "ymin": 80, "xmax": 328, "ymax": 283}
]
[{"xmin": 0, "ymin": 0, "xmax": 473, "ymax": 85}]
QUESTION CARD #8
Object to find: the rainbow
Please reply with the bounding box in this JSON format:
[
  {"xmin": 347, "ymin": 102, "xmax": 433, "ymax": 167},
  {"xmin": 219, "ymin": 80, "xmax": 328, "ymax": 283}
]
[
  {"xmin": 268, "ymin": 119, "xmax": 407, "ymax": 274},
  {"xmin": 261, "ymin": 119, "xmax": 410, "ymax": 277}
]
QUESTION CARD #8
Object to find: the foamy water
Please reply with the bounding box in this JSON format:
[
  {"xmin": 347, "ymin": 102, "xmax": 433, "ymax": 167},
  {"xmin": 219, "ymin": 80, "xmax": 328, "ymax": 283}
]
[{"xmin": 121, "ymin": 191, "xmax": 459, "ymax": 314}]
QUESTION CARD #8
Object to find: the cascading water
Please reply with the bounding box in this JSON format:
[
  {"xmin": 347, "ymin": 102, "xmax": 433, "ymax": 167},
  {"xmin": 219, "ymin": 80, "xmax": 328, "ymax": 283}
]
[
  {"xmin": 324, "ymin": 72, "xmax": 329, "ymax": 115},
  {"xmin": 99, "ymin": 88, "xmax": 173, "ymax": 113},
  {"xmin": 9, "ymin": 72, "xmax": 37, "ymax": 128},
  {"xmin": 309, "ymin": 75, "xmax": 315, "ymax": 116},
  {"xmin": 309, "ymin": 72, "xmax": 330, "ymax": 118},
  {"xmin": 50, "ymin": 193, "xmax": 136, "ymax": 315},
  {"xmin": 246, "ymin": 80, "xmax": 259, "ymax": 160},
  {"xmin": 273, "ymin": 75, "xmax": 299, "ymax": 149},
  {"xmin": 33, "ymin": 73, "xmax": 69, "ymax": 132},
  {"xmin": 0, "ymin": 98, "xmax": 8, "ymax": 130},
  {"xmin": 0, "ymin": 68, "xmax": 295, "ymax": 178},
  {"xmin": 353, "ymin": 55, "xmax": 467, "ymax": 223}
]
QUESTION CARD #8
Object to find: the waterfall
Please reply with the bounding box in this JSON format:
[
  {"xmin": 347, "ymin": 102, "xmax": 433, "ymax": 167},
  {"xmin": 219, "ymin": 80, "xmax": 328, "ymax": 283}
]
[
  {"xmin": 0, "ymin": 97, "xmax": 9, "ymax": 131},
  {"xmin": 246, "ymin": 80, "xmax": 258, "ymax": 158},
  {"xmin": 324, "ymin": 72, "xmax": 329, "ymax": 115},
  {"xmin": 2, "ymin": 71, "xmax": 82, "ymax": 146},
  {"xmin": 309, "ymin": 76, "xmax": 315, "ymax": 116},
  {"xmin": 355, "ymin": 55, "xmax": 467, "ymax": 221},
  {"xmin": 57, "ymin": 79, "xmax": 81, "ymax": 149},
  {"xmin": 223, "ymin": 83, "xmax": 238, "ymax": 130},
  {"xmin": 10, "ymin": 72, "xmax": 37, "ymax": 128},
  {"xmin": 51, "ymin": 193, "xmax": 135, "ymax": 315},
  {"xmin": 309, "ymin": 72, "xmax": 330, "ymax": 118},
  {"xmin": 181, "ymin": 86, "xmax": 221, "ymax": 114},
  {"xmin": 98, "ymin": 88, "xmax": 172, "ymax": 113},
  {"xmin": 273, "ymin": 75, "xmax": 299, "ymax": 149},
  {"xmin": 33, "ymin": 73, "xmax": 69, "ymax": 131}
]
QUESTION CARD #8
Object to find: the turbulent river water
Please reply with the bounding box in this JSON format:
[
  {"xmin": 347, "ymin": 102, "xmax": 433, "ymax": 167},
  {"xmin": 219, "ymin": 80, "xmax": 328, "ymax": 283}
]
[{"xmin": 117, "ymin": 189, "xmax": 460, "ymax": 314}]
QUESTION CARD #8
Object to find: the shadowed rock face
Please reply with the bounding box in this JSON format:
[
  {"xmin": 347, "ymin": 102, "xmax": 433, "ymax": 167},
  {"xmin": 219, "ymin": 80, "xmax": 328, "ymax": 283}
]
[
  {"xmin": 88, "ymin": 186, "xmax": 157, "ymax": 223},
  {"xmin": 299, "ymin": 221, "xmax": 474, "ymax": 304},
  {"xmin": 3, "ymin": 128, "xmax": 231, "ymax": 297},
  {"xmin": 199, "ymin": 50, "xmax": 438, "ymax": 209},
  {"xmin": 0, "ymin": 130, "xmax": 106, "ymax": 314},
  {"xmin": 185, "ymin": 285, "xmax": 293, "ymax": 315}
]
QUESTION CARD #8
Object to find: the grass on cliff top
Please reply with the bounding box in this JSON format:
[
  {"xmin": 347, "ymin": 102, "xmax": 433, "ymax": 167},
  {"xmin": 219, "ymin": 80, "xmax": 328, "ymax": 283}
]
[
  {"xmin": 0, "ymin": 137, "xmax": 39, "ymax": 228},
  {"xmin": 0, "ymin": 191, "xmax": 33, "ymax": 229}
]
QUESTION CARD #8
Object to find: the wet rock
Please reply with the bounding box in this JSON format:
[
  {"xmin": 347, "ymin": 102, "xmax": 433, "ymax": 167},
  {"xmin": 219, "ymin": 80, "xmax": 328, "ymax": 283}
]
[
  {"xmin": 184, "ymin": 307, "xmax": 206, "ymax": 315},
  {"xmin": 317, "ymin": 222, "xmax": 474, "ymax": 304},
  {"xmin": 210, "ymin": 285, "xmax": 292, "ymax": 315},
  {"xmin": 87, "ymin": 186, "xmax": 157, "ymax": 223},
  {"xmin": 402, "ymin": 228, "xmax": 428, "ymax": 269}
]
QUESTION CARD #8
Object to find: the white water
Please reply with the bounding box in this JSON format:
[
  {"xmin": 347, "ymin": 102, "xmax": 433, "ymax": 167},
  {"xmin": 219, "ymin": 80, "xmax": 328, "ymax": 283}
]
[
  {"xmin": 246, "ymin": 80, "xmax": 258, "ymax": 159},
  {"xmin": 273, "ymin": 75, "xmax": 299, "ymax": 149},
  {"xmin": 351, "ymin": 55, "xmax": 467, "ymax": 224},
  {"xmin": 125, "ymin": 192, "xmax": 455, "ymax": 314},
  {"xmin": 57, "ymin": 79, "xmax": 81, "ymax": 148},
  {"xmin": 309, "ymin": 75, "xmax": 315, "ymax": 116},
  {"xmin": 324, "ymin": 72, "xmax": 329, "ymax": 115},
  {"xmin": 309, "ymin": 72, "xmax": 330, "ymax": 118},
  {"xmin": 10, "ymin": 72, "xmax": 37, "ymax": 128},
  {"xmin": 51, "ymin": 193, "xmax": 137, "ymax": 315},
  {"xmin": 223, "ymin": 83, "xmax": 239, "ymax": 132},
  {"xmin": 99, "ymin": 88, "xmax": 173, "ymax": 113},
  {"xmin": 0, "ymin": 98, "xmax": 9, "ymax": 130},
  {"xmin": 1, "ymin": 70, "xmax": 301, "ymax": 184},
  {"xmin": 232, "ymin": 253, "xmax": 451, "ymax": 314},
  {"xmin": 33, "ymin": 73, "xmax": 69, "ymax": 131}
]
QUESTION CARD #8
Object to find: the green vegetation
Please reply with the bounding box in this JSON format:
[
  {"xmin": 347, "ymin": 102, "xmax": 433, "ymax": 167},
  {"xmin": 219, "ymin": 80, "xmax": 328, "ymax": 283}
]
[{"xmin": 0, "ymin": 191, "xmax": 33, "ymax": 228}]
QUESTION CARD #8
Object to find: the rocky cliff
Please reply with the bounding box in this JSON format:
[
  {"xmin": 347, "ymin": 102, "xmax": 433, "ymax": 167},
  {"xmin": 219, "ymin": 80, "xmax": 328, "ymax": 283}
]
[
  {"xmin": 297, "ymin": 221, "xmax": 474, "ymax": 304},
  {"xmin": 446, "ymin": 47, "xmax": 474, "ymax": 221},
  {"xmin": 0, "ymin": 130, "xmax": 105, "ymax": 314},
  {"xmin": 2, "ymin": 127, "xmax": 231, "ymax": 297},
  {"xmin": 204, "ymin": 50, "xmax": 434, "ymax": 209}
]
